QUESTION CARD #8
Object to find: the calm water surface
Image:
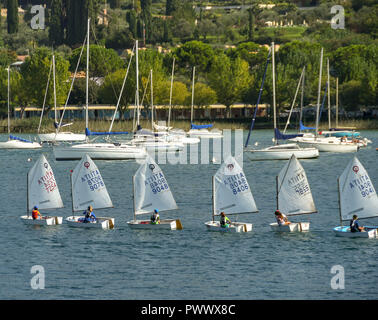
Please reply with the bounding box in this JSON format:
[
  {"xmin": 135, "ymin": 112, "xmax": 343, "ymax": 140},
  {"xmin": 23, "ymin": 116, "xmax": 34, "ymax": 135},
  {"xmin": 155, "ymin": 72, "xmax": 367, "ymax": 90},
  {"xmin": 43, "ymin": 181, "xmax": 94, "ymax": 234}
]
[{"xmin": 0, "ymin": 130, "xmax": 377, "ymax": 300}]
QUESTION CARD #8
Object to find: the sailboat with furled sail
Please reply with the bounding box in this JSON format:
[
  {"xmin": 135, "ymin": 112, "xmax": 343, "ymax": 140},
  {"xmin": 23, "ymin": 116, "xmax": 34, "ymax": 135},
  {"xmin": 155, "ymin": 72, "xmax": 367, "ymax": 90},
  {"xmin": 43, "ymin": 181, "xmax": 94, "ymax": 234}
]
[
  {"xmin": 244, "ymin": 42, "xmax": 318, "ymax": 160},
  {"xmin": 127, "ymin": 154, "xmax": 182, "ymax": 230},
  {"xmin": 205, "ymin": 155, "xmax": 258, "ymax": 232},
  {"xmin": 333, "ymin": 157, "xmax": 378, "ymax": 238},
  {"xmin": 66, "ymin": 154, "xmax": 115, "ymax": 229},
  {"xmin": 270, "ymin": 154, "xmax": 317, "ymax": 232},
  {"xmin": 0, "ymin": 66, "xmax": 41, "ymax": 149},
  {"xmin": 21, "ymin": 154, "xmax": 64, "ymax": 225}
]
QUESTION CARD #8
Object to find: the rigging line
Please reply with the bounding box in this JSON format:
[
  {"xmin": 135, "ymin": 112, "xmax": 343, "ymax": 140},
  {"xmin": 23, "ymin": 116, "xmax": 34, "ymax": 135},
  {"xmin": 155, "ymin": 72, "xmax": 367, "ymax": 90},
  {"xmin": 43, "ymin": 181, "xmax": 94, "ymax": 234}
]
[
  {"xmin": 108, "ymin": 43, "xmax": 136, "ymax": 133},
  {"xmin": 90, "ymin": 22, "xmax": 121, "ymax": 103},
  {"xmin": 38, "ymin": 57, "xmax": 53, "ymax": 134},
  {"xmin": 55, "ymin": 34, "xmax": 87, "ymax": 139}
]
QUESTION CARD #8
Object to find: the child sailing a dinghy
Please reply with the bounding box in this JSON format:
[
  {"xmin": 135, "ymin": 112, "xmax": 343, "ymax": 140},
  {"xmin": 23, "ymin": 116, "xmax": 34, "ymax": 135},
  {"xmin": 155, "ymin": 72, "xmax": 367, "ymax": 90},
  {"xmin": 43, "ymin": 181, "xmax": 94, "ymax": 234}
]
[
  {"xmin": 275, "ymin": 210, "xmax": 290, "ymax": 226},
  {"xmin": 220, "ymin": 212, "xmax": 232, "ymax": 228},
  {"xmin": 151, "ymin": 209, "xmax": 160, "ymax": 224},
  {"xmin": 32, "ymin": 206, "xmax": 42, "ymax": 220},
  {"xmin": 350, "ymin": 215, "xmax": 365, "ymax": 232},
  {"xmin": 82, "ymin": 205, "xmax": 97, "ymax": 223}
]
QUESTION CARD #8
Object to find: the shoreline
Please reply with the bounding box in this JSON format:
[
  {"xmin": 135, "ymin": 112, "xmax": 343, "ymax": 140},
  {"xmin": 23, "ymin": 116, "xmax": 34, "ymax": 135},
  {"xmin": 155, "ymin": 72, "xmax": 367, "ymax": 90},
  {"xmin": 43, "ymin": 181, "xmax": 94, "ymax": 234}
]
[{"xmin": 0, "ymin": 118, "xmax": 377, "ymax": 134}]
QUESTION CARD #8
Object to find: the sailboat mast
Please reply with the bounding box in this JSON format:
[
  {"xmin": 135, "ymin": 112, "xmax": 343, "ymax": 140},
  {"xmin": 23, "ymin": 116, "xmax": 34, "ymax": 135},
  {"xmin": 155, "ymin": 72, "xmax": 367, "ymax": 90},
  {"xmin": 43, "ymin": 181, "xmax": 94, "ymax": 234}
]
[
  {"xmin": 300, "ymin": 66, "xmax": 305, "ymax": 124},
  {"xmin": 276, "ymin": 175, "xmax": 279, "ymax": 211},
  {"xmin": 212, "ymin": 176, "xmax": 215, "ymax": 222},
  {"xmin": 132, "ymin": 175, "xmax": 136, "ymax": 222},
  {"xmin": 136, "ymin": 40, "xmax": 140, "ymax": 128},
  {"xmin": 85, "ymin": 18, "xmax": 90, "ymax": 130},
  {"xmin": 336, "ymin": 77, "xmax": 339, "ymax": 128},
  {"xmin": 70, "ymin": 171, "xmax": 74, "ymax": 216},
  {"xmin": 7, "ymin": 66, "xmax": 10, "ymax": 136},
  {"xmin": 315, "ymin": 48, "xmax": 323, "ymax": 140},
  {"xmin": 272, "ymin": 42, "xmax": 277, "ymax": 145},
  {"xmin": 337, "ymin": 177, "xmax": 342, "ymax": 226},
  {"xmin": 53, "ymin": 54, "xmax": 57, "ymax": 126},
  {"xmin": 327, "ymin": 58, "xmax": 331, "ymax": 130},
  {"xmin": 150, "ymin": 69, "xmax": 153, "ymax": 130},
  {"xmin": 191, "ymin": 66, "xmax": 195, "ymax": 124},
  {"xmin": 168, "ymin": 58, "xmax": 175, "ymax": 128},
  {"xmin": 26, "ymin": 172, "xmax": 29, "ymax": 216}
]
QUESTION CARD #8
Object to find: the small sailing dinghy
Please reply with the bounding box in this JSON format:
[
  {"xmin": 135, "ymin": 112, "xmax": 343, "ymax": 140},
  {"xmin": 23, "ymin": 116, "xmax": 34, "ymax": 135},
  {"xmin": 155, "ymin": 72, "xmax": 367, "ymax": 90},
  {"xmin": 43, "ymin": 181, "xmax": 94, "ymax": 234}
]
[
  {"xmin": 127, "ymin": 155, "xmax": 182, "ymax": 230},
  {"xmin": 333, "ymin": 157, "xmax": 378, "ymax": 238},
  {"xmin": 270, "ymin": 154, "xmax": 317, "ymax": 232},
  {"xmin": 66, "ymin": 154, "xmax": 115, "ymax": 229},
  {"xmin": 21, "ymin": 154, "xmax": 64, "ymax": 225},
  {"xmin": 205, "ymin": 156, "xmax": 258, "ymax": 232}
]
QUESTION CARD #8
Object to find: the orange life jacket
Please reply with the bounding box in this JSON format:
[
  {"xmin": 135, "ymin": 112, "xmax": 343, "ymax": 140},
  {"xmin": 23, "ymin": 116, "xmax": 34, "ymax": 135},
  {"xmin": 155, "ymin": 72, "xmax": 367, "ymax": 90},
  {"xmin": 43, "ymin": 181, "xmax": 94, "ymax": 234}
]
[{"xmin": 32, "ymin": 209, "xmax": 41, "ymax": 220}]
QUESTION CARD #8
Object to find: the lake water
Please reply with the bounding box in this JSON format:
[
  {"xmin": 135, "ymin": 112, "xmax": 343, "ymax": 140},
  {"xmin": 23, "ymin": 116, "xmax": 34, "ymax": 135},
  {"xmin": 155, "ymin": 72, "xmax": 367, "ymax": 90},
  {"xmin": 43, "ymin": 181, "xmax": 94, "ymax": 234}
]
[{"xmin": 0, "ymin": 130, "xmax": 377, "ymax": 300}]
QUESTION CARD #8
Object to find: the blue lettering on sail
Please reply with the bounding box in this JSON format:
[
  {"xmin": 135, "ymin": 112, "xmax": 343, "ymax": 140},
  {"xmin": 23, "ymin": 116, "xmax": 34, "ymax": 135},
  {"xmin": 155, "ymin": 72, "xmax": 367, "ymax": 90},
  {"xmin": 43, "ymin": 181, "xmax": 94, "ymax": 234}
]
[
  {"xmin": 145, "ymin": 172, "xmax": 169, "ymax": 194},
  {"xmin": 349, "ymin": 174, "xmax": 375, "ymax": 197},
  {"xmin": 223, "ymin": 173, "xmax": 249, "ymax": 195},
  {"xmin": 80, "ymin": 169, "xmax": 105, "ymax": 191}
]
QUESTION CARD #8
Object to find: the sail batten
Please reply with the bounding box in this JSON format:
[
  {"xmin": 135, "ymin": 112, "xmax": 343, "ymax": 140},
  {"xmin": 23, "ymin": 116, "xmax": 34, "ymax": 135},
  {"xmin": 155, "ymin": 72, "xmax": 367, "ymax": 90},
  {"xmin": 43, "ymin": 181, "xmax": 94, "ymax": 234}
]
[
  {"xmin": 277, "ymin": 154, "xmax": 316, "ymax": 216},
  {"xmin": 71, "ymin": 155, "xmax": 113, "ymax": 212},
  {"xmin": 339, "ymin": 157, "xmax": 378, "ymax": 221},
  {"xmin": 134, "ymin": 155, "xmax": 178, "ymax": 215},
  {"xmin": 28, "ymin": 154, "xmax": 63, "ymax": 211},
  {"xmin": 214, "ymin": 156, "xmax": 258, "ymax": 216}
]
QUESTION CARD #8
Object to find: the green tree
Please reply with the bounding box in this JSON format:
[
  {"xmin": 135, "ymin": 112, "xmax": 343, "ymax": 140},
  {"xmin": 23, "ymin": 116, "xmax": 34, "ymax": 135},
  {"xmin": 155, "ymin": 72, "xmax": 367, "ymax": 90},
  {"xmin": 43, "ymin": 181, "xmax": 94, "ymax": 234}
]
[
  {"xmin": 69, "ymin": 45, "xmax": 124, "ymax": 77},
  {"xmin": 19, "ymin": 48, "xmax": 70, "ymax": 108},
  {"xmin": 208, "ymin": 54, "xmax": 251, "ymax": 118},
  {"xmin": 173, "ymin": 41, "xmax": 215, "ymax": 74},
  {"xmin": 190, "ymin": 82, "xmax": 217, "ymax": 108},
  {"xmin": 126, "ymin": 9, "xmax": 137, "ymax": 38},
  {"xmin": 7, "ymin": 0, "xmax": 19, "ymax": 34},
  {"xmin": 49, "ymin": 0, "xmax": 65, "ymax": 46}
]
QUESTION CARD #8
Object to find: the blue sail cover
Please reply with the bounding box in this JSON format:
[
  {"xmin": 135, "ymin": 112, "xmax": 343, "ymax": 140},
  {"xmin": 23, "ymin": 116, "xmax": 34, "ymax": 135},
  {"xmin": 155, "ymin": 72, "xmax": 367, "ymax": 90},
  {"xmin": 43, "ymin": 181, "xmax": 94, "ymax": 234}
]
[
  {"xmin": 85, "ymin": 128, "xmax": 128, "ymax": 136},
  {"xmin": 299, "ymin": 120, "xmax": 315, "ymax": 131},
  {"xmin": 9, "ymin": 135, "xmax": 32, "ymax": 143},
  {"xmin": 275, "ymin": 128, "xmax": 303, "ymax": 140},
  {"xmin": 191, "ymin": 123, "xmax": 213, "ymax": 129}
]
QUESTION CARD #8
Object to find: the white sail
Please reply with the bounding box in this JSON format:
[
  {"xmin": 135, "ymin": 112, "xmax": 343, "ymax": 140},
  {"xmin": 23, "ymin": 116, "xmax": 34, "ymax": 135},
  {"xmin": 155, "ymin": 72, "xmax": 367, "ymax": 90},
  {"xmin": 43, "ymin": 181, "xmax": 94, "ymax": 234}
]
[
  {"xmin": 277, "ymin": 154, "xmax": 316, "ymax": 216},
  {"xmin": 339, "ymin": 157, "xmax": 378, "ymax": 221},
  {"xmin": 28, "ymin": 154, "xmax": 63, "ymax": 211},
  {"xmin": 134, "ymin": 155, "xmax": 178, "ymax": 215},
  {"xmin": 214, "ymin": 156, "xmax": 258, "ymax": 216},
  {"xmin": 71, "ymin": 154, "xmax": 113, "ymax": 212}
]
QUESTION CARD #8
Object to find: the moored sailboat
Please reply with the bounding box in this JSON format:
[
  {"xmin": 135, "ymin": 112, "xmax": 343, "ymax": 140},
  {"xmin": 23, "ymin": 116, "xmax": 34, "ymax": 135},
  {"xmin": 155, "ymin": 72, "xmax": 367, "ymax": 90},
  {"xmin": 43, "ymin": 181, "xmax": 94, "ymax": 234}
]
[{"xmin": 244, "ymin": 42, "xmax": 318, "ymax": 160}]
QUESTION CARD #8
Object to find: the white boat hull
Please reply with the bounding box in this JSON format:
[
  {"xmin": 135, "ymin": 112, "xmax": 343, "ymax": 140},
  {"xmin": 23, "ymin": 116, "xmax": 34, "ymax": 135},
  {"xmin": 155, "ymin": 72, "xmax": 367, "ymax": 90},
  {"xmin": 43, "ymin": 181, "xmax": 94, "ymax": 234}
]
[
  {"xmin": 270, "ymin": 222, "xmax": 310, "ymax": 232},
  {"xmin": 127, "ymin": 219, "xmax": 183, "ymax": 230},
  {"xmin": 0, "ymin": 140, "xmax": 42, "ymax": 149},
  {"xmin": 39, "ymin": 132, "xmax": 86, "ymax": 143},
  {"xmin": 20, "ymin": 215, "xmax": 63, "ymax": 226},
  {"xmin": 292, "ymin": 138, "xmax": 358, "ymax": 152},
  {"xmin": 204, "ymin": 221, "xmax": 253, "ymax": 232},
  {"xmin": 245, "ymin": 144, "xmax": 319, "ymax": 160},
  {"xmin": 66, "ymin": 216, "xmax": 115, "ymax": 229},
  {"xmin": 53, "ymin": 143, "xmax": 147, "ymax": 160},
  {"xmin": 187, "ymin": 129, "xmax": 223, "ymax": 138},
  {"xmin": 333, "ymin": 226, "xmax": 377, "ymax": 238}
]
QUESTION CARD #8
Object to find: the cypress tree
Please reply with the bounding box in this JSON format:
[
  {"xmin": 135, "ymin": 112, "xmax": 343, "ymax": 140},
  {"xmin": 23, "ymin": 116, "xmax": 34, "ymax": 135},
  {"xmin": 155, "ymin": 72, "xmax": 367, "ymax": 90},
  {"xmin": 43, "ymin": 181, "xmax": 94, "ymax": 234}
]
[
  {"xmin": 126, "ymin": 10, "xmax": 137, "ymax": 38},
  {"xmin": 49, "ymin": 0, "xmax": 65, "ymax": 46},
  {"xmin": 7, "ymin": 0, "xmax": 19, "ymax": 34},
  {"xmin": 248, "ymin": 8, "xmax": 254, "ymax": 41}
]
